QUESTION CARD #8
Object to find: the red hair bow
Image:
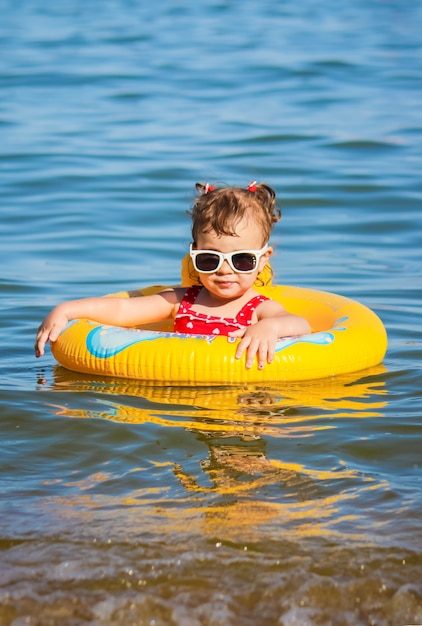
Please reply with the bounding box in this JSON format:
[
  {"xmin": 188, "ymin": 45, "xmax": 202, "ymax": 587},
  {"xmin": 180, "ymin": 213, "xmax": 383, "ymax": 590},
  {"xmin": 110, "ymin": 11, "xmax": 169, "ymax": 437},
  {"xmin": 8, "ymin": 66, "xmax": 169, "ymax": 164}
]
[
  {"xmin": 204, "ymin": 183, "xmax": 215, "ymax": 194},
  {"xmin": 247, "ymin": 181, "xmax": 257, "ymax": 193}
]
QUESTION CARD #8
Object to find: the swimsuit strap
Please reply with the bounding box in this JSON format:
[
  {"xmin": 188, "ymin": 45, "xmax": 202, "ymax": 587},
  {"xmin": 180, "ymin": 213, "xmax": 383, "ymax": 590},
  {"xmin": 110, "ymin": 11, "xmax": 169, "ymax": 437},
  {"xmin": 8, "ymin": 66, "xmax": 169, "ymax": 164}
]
[
  {"xmin": 234, "ymin": 294, "xmax": 270, "ymax": 323},
  {"xmin": 179, "ymin": 285, "xmax": 202, "ymax": 309}
]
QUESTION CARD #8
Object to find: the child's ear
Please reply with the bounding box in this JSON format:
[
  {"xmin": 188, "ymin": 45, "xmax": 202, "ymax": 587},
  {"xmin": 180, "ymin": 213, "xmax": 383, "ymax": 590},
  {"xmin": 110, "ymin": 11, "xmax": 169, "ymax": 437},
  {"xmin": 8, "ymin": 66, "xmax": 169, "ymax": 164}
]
[
  {"xmin": 254, "ymin": 247, "xmax": 273, "ymax": 288},
  {"xmin": 259, "ymin": 246, "xmax": 272, "ymax": 270}
]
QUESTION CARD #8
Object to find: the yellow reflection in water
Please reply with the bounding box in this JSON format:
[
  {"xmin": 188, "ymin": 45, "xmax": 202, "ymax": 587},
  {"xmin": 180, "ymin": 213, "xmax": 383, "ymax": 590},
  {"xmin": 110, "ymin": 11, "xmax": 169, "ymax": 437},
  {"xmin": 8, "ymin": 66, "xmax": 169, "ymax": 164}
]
[
  {"xmin": 38, "ymin": 478, "xmax": 390, "ymax": 544},
  {"xmin": 47, "ymin": 364, "xmax": 387, "ymax": 425},
  {"xmin": 36, "ymin": 365, "xmax": 389, "ymax": 543}
]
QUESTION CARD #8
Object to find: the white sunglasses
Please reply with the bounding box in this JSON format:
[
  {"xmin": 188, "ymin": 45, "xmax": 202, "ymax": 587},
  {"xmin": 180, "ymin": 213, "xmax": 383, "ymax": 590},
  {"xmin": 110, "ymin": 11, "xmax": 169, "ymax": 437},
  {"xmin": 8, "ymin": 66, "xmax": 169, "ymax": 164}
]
[{"xmin": 189, "ymin": 243, "xmax": 268, "ymax": 274}]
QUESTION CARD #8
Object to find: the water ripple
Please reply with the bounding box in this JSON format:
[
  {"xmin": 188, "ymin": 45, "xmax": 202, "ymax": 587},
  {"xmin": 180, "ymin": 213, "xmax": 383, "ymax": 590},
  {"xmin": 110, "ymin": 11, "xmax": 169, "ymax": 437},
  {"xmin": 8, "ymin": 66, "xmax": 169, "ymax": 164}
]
[{"xmin": 0, "ymin": 0, "xmax": 421, "ymax": 622}]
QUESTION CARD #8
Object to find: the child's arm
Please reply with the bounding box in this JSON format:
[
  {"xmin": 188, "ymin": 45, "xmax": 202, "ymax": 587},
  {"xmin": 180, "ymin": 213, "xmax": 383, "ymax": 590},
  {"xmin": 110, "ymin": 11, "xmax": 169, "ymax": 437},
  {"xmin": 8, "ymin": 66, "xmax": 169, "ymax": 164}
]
[
  {"xmin": 229, "ymin": 300, "xmax": 310, "ymax": 370},
  {"xmin": 35, "ymin": 289, "xmax": 179, "ymax": 358}
]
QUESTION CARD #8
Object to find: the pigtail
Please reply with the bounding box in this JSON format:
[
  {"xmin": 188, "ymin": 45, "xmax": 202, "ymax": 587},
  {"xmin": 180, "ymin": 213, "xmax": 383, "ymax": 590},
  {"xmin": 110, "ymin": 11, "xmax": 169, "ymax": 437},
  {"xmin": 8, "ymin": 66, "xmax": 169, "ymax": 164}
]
[
  {"xmin": 253, "ymin": 183, "xmax": 281, "ymax": 224},
  {"xmin": 195, "ymin": 182, "xmax": 215, "ymax": 195}
]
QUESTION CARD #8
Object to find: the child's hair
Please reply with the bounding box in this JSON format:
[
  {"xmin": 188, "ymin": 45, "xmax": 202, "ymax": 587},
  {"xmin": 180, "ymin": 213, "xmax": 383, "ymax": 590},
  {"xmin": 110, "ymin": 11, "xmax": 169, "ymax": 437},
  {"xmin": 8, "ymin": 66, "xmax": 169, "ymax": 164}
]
[{"xmin": 189, "ymin": 182, "xmax": 281, "ymax": 245}]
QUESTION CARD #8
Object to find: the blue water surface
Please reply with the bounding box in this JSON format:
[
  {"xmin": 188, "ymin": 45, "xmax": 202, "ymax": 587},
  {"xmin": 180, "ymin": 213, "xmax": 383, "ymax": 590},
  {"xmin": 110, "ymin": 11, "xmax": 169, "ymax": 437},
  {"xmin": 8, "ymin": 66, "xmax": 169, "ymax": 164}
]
[{"xmin": 0, "ymin": 1, "xmax": 421, "ymax": 624}]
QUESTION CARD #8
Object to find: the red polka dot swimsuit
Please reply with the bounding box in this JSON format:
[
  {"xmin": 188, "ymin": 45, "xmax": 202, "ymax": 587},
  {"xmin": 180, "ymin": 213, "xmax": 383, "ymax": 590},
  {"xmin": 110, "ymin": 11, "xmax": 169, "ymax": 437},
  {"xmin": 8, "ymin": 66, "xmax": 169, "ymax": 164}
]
[{"xmin": 174, "ymin": 285, "xmax": 270, "ymax": 336}]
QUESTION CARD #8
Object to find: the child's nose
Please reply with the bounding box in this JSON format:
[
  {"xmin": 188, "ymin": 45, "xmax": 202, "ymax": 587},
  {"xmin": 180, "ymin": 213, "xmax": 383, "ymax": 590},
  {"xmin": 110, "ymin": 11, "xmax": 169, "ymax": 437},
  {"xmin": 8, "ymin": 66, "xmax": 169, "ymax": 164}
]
[{"xmin": 217, "ymin": 259, "xmax": 232, "ymax": 273}]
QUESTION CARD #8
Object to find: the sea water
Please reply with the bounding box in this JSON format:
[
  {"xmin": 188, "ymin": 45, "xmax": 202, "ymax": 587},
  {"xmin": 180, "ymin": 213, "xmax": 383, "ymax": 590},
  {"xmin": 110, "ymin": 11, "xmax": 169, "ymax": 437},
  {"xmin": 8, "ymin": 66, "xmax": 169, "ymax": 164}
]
[{"xmin": 0, "ymin": 1, "xmax": 421, "ymax": 624}]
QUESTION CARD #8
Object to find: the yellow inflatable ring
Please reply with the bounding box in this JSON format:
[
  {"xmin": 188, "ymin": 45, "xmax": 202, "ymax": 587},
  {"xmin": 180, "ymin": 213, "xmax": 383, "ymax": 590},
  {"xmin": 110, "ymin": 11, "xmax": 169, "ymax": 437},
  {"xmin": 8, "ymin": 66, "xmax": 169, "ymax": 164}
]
[{"xmin": 51, "ymin": 283, "xmax": 387, "ymax": 384}]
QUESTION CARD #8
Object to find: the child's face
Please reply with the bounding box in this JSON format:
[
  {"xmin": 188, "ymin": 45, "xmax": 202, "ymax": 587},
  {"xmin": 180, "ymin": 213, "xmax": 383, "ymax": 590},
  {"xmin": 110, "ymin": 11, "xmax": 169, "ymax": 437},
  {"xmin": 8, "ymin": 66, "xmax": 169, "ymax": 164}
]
[{"xmin": 194, "ymin": 216, "xmax": 272, "ymax": 300}]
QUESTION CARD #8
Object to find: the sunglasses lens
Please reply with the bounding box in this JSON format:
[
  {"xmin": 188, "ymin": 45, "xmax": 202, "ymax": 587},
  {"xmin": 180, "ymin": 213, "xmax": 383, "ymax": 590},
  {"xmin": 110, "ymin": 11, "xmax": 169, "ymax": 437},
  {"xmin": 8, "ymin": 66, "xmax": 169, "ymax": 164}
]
[
  {"xmin": 194, "ymin": 253, "xmax": 220, "ymax": 272},
  {"xmin": 232, "ymin": 253, "xmax": 257, "ymax": 272}
]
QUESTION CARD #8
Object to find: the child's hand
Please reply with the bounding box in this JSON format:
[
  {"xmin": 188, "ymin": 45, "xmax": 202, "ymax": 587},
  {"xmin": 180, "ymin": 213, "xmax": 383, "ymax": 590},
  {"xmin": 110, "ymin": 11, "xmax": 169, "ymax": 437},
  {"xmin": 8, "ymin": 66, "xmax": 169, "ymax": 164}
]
[
  {"xmin": 35, "ymin": 305, "xmax": 70, "ymax": 358},
  {"xmin": 229, "ymin": 319, "xmax": 279, "ymax": 370}
]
